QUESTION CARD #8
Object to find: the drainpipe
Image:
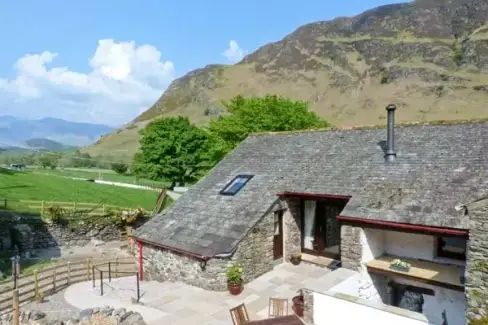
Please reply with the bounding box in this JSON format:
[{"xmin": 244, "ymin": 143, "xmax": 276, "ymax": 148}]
[
  {"xmin": 385, "ymin": 104, "xmax": 397, "ymax": 163},
  {"xmin": 137, "ymin": 240, "xmax": 143, "ymax": 281}
]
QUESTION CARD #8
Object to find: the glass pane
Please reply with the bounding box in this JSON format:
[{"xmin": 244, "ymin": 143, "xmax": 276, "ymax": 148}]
[{"xmin": 442, "ymin": 237, "xmax": 466, "ymax": 254}]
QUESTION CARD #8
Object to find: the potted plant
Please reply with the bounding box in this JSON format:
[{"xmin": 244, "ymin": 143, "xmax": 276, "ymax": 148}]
[
  {"xmin": 390, "ymin": 259, "xmax": 411, "ymax": 272},
  {"xmin": 226, "ymin": 264, "xmax": 244, "ymax": 295},
  {"xmin": 290, "ymin": 252, "xmax": 302, "ymax": 265},
  {"xmin": 292, "ymin": 289, "xmax": 304, "ymax": 317}
]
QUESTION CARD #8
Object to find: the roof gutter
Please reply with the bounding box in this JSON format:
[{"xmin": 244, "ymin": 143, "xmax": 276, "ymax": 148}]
[
  {"xmin": 337, "ymin": 215, "xmax": 469, "ymax": 237},
  {"xmin": 277, "ymin": 192, "xmax": 351, "ymax": 200},
  {"xmin": 131, "ymin": 236, "xmax": 211, "ymax": 261}
]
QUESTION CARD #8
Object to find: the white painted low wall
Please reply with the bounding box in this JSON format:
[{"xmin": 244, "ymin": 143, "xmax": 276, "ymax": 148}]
[
  {"xmin": 94, "ymin": 180, "xmax": 161, "ymax": 192},
  {"xmin": 313, "ymin": 291, "xmax": 432, "ymax": 325}
]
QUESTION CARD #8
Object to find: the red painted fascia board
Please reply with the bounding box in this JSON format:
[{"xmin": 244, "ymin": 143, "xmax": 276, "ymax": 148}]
[
  {"xmin": 276, "ymin": 192, "xmax": 352, "ymax": 200},
  {"xmin": 337, "ymin": 215, "xmax": 469, "ymax": 236},
  {"xmin": 131, "ymin": 236, "xmax": 211, "ymax": 261}
]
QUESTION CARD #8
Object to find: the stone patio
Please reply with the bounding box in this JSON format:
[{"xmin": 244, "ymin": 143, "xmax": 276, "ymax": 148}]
[{"xmin": 64, "ymin": 262, "xmax": 357, "ymax": 325}]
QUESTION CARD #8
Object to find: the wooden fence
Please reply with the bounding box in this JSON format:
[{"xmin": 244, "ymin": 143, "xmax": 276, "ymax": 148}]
[
  {"xmin": 0, "ymin": 256, "xmax": 137, "ymax": 314},
  {"xmin": 1, "ymin": 199, "xmax": 142, "ymax": 216}
]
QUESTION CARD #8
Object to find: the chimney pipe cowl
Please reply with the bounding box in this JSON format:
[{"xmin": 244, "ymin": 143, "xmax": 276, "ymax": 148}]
[{"xmin": 385, "ymin": 104, "xmax": 397, "ymax": 162}]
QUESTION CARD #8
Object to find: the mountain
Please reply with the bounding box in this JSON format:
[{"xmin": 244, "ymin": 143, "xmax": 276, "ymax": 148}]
[
  {"xmin": 84, "ymin": 0, "xmax": 488, "ymax": 161},
  {"xmin": 24, "ymin": 138, "xmax": 78, "ymax": 151},
  {"xmin": 0, "ymin": 116, "xmax": 114, "ymax": 147}
]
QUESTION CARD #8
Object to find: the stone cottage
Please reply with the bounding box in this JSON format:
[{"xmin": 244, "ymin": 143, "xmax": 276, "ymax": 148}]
[{"xmin": 132, "ymin": 105, "xmax": 487, "ymax": 324}]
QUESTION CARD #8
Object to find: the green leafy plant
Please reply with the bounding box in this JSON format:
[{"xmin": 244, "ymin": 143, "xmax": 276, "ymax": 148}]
[
  {"xmin": 226, "ymin": 264, "xmax": 243, "ymax": 285},
  {"xmin": 291, "ymin": 252, "xmax": 302, "ymax": 259},
  {"xmin": 390, "ymin": 259, "xmax": 410, "ymax": 269},
  {"xmin": 46, "ymin": 205, "xmax": 66, "ymax": 224}
]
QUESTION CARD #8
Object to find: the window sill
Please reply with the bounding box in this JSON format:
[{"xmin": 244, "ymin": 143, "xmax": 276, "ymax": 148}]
[{"xmin": 366, "ymin": 255, "xmax": 465, "ymax": 292}]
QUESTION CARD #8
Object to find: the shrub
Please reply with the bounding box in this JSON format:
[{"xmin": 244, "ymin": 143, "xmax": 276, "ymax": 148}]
[{"xmin": 110, "ymin": 162, "xmax": 128, "ymax": 175}]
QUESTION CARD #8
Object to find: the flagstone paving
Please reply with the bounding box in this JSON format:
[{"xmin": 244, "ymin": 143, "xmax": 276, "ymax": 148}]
[{"xmin": 63, "ymin": 262, "xmax": 357, "ymax": 325}]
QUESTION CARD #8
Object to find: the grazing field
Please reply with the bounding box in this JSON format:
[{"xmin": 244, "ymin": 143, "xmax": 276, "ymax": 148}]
[
  {"xmin": 0, "ymin": 168, "xmax": 158, "ymax": 210},
  {"xmin": 29, "ymin": 167, "xmax": 167, "ymax": 188}
]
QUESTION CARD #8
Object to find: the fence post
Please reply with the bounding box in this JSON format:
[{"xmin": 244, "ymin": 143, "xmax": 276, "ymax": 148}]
[
  {"xmin": 67, "ymin": 261, "xmax": 71, "ymax": 285},
  {"xmin": 136, "ymin": 272, "xmax": 140, "ymax": 303},
  {"xmin": 115, "ymin": 257, "xmax": 118, "ymax": 277},
  {"xmin": 12, "ymin": 289, "xmax": 19, "ymax": 325},
  {"xmin": 52, "ymin": 266, "xmax": 57, "ymax": 292},
  {"xmin": 102, "ymin": 204, "xmax": 105, "ymax": 214},
  {"xmin": 34, "ymin": 270, "xmax": 39, "ymax": 297},
  {"xmin": 41, "ymin": 200, "xmax": 45, "ymax": 215},
  {"xmin": 92, "ymin": 266, "xmax": 95, "ymax": 288},
  {"xmin": 86, "ymin": 259, "xmax": 91, "ymax": 281},
  {"xmin": 108, "ymin": 262, "xmax": 111, "ymax": 282},
  {"xmin": 73, "ymin": 201, "xmax": 77, "ymax": 211},
  {"xmin": 100, "ymin": 271, "xmax": 103, "ymax": 296}
]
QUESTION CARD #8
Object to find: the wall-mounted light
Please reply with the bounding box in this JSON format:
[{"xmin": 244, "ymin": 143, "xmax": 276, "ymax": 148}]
[{"xmin": 199, "ymin": 260, "xmax": 207, "ymax": 270}]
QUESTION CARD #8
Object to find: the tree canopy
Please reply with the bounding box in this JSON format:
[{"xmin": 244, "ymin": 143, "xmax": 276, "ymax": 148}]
[
  {"xmin": 132, "ymin": 95, "xmax": 330, "ymax": 185},
  {"xmin": 208, "ymin": 95, "xmax": 329, "ymax": 152},
  {"xmin": 132, "ymin": 116, "xmax": 216, "ymax": 185}
]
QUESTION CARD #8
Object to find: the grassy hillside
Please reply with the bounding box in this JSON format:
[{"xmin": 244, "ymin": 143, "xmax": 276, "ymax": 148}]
[
  {"xmin": 84, "ymin": 0, "xmax": 488, "ymax": 159},
  {"xmin": 0, "ymin": 169, "xmax": 158, "ymax": 210}
]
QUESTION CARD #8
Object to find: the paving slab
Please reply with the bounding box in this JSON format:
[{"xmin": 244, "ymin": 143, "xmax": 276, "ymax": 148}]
[{"xmin": 63, "ymin": 263, "xmax": 357, "ymax": 325}]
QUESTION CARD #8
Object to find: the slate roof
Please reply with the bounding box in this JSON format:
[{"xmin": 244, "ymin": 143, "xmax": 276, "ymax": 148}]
[{"xmin": 133, "ymin": 121, "xmax": 488, "ymax": 257}]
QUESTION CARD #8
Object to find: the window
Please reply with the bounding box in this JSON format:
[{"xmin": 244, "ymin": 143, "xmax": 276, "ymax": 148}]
[
  {"xmin": 220, "ymin": 174, "xmax": 254, "ymax": 196},
  {"xmin": 436, "ymin": 236, "xmax": 467, "ymax": 260}
]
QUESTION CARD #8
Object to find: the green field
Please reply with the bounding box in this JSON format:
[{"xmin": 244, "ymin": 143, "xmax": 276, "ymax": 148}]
[
  {"xmin": 29, "ymin": 167, "xmax": 168, "ymax": 188},
  {"xmin": 0, "ymin": 168, "xmax": 159, "ymax": 210}
]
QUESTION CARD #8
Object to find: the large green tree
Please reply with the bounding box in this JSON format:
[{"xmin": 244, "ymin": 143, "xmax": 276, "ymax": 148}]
[
  {"xmin": 208, "ymin": 95, "xmax": 329, "ymax": 152},
  {"xmin": 132, "ymin": 116, "xmax": 216, "ymax": 185}
]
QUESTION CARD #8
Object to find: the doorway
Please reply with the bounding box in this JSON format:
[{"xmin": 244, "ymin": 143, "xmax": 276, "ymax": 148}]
[
  {"xmin": 273, "ymin": 210, "xmax": 283, "ymax": 260},
  {"xmin": 301, "ymin": 198, "xmax": 345, "ymax": 259}
]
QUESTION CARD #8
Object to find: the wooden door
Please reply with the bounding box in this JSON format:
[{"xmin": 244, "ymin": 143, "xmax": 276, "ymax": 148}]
[{"xmin": 273, "ymin": 211, "xmax": 283, "ymax": 260}]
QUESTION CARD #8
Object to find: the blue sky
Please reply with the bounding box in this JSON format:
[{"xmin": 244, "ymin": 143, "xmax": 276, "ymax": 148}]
[{"xmin": 0, "ymin": 0, "xmax": 407, "ymax": 126}]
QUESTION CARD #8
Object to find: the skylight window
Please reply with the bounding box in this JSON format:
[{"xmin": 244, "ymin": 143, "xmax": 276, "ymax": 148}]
[{"xmin": 220, "ymin": 174, "xmax": 254, "ymax": 196}]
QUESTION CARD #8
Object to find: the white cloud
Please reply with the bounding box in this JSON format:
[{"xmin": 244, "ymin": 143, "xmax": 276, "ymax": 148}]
[
  {"xmin": 0, "ymin": 39, "xmax": 175, "ymax": 126},
  {"xmin": 222, "ymin": 40, "xmax": 246, "ymax": 63}
]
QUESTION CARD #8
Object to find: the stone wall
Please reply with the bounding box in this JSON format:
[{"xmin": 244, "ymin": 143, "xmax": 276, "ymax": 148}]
[
  {"xmin": 141, "ymin": 209, "xmax": 277, "ymax": 291},
  {"xmin": 302, "ymin": 288, "xmax": 314, "ymax": 325},
  {"xmin": 466, "ymin": 205, "xmax": 488, "ymax": 322},
  {"xmin": 282, "ymin": 197, "xmax": 301, "ymax": 260},
  {"xmin": 3, "ymin": 219, "xmax": 126, "ymax": 256},
  {"xmin": 0, "ymin": 306, "xmax": 146, "ymax": 325},
  {"xmin": 340, "ymin": 225, "xmax": 362, "ymax": 270}
]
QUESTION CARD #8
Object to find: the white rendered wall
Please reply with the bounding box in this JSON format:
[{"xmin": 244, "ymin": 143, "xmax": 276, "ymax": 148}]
[{"xmin": 313, "ymin": 291, "xmax": 432, "ymax": 325}]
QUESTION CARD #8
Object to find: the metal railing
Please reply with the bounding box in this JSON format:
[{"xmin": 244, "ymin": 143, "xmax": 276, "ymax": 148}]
[{"xmin": 92, "ymin": 262, "xmax": 140, "ymax": 302}]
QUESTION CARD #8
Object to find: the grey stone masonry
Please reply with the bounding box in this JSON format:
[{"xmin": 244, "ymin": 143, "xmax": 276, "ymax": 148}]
[
  {"xmin": 141, "ymin": 210, "xmax": 276, "ymax": 291},
  {"xmin": 282, "ymin": 197, "xmax": 301, "ymax": 260},
  {"xmin": 340, "ymin": 225, "xmax": 362, "ymax": 271},
  {"xmin": 466, "ymin": 205, "xmax": 488, "ymax": 322},
  {"xmin": 302, "ymin": 288, "xmax": 314, "ymax": 324}
]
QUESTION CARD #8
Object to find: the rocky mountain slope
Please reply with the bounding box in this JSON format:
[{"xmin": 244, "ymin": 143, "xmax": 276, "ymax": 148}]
[{"xmin": 85, "ymin": 0, "xmax": 488, "ymax": 160}]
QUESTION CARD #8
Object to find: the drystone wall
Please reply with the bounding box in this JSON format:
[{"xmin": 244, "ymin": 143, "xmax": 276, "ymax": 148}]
[
  {"xmin": 0, "ymin": 307, "xmax": 146, "ymax": 325},
  {"xmin": 0, "ymin": 214, "xmax": 126, "ymax": 256},
  {"xmin": 141, "ymin": 209, "xmax": 277, "ymax": 291}
]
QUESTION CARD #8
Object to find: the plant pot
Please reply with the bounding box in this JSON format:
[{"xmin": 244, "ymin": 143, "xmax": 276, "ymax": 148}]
[
  {"xmin": 228, "ymin": 283, "xmax": 243, "ymax": 295},
  {"xmin": 389, "ymin": 265, "xmax": 410, "ymax": 272},
  {"xmin": 292, "ymin": 295, "xmax": 304, "ymax": 317},
  {"xmin": 290, "ymin": 256, "xmax": 301, "ymax": 265}
]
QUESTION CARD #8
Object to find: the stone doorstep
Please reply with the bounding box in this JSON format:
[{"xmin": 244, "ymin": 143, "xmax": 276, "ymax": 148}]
[{"xmin": 301, "ymin": 254, "xmax": 341, "ymax": 269}]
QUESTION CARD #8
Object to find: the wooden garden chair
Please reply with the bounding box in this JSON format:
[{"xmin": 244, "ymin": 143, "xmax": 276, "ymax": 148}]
[
  {"xmin": 268, "ymin": 297, "xmax": 288, "ymax": 318},
  {"xmin": 230, "ymin": 303, "xmax": 250, "ymax": 325}
]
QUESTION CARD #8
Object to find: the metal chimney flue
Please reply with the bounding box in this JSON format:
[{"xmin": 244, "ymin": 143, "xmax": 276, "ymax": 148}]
[{"xmin": 385, "ymin": 104, "xmax": 397, "ymax": 162}]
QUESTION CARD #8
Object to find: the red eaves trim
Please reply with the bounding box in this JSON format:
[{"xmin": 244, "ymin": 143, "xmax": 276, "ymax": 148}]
[
  {"xmin": 337, "ymin": 215, "xmax": 469, "ymax": 236},
  {"xmin": 131, "ymin": 236, "xmax": 211, "ymax": 261},
  {"xmin": 276, "ymin": 192, "xmax": 352, "ymax": 200}
]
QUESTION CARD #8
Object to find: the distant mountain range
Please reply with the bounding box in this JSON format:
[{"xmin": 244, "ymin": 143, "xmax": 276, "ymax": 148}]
[{"xmin": 0, "ymin": 115, "xmax": 115, "ymax": 149}]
